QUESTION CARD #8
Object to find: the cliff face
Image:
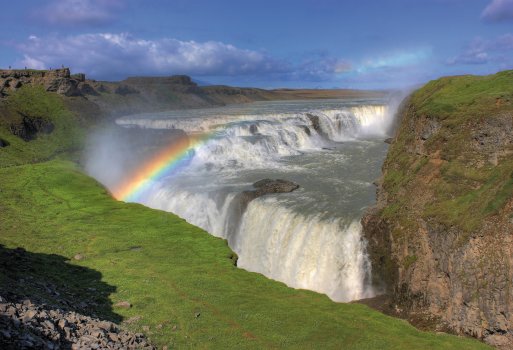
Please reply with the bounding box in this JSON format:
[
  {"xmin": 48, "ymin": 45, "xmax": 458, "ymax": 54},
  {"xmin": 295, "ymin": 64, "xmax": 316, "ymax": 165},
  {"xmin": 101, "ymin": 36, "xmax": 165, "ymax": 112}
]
[
  {"xmin": 363, "ymin": 71, "xmax": 513, "ymax": 348},
  {"xmin": 0, "ymin": 68, "xmax": 84, "ymax": 97}
]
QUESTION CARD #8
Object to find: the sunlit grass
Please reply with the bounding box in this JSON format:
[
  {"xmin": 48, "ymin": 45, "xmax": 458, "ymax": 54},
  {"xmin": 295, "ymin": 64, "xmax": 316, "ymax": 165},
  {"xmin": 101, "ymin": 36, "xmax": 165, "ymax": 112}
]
[{"xmin": 0, "ymin": 160, "xmax": 490, "ymax": 349}]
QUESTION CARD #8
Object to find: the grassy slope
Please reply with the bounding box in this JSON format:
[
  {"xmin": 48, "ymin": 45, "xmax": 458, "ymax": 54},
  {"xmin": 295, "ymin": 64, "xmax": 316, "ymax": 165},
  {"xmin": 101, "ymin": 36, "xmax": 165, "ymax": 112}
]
[
  {"xmin": 0, "ymin": 87, "xmax": 489, "ymax": 349},
  {"xmin": 382, "ymin": 70, "xmax": 513, "ymax": 234},
  {"xmin": 0, "ymin": 85, "xmax": 83, "ymax": 167}
]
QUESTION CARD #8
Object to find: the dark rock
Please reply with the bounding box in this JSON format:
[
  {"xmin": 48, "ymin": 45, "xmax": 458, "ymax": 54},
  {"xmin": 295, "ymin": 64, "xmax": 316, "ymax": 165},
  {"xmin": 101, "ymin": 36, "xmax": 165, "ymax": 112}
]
[
  {"xmin": 384, "ymin": 138, "xmax": 393, "ymax": 144},
  {"xmin": 78, "ymin": 82, "xmax": 100, "ymax": 96},
  {"xmin": 249, "ymin": 124, "xmax": 258, "ymax": 134},
  {"xmin": 306, "ymin": 113, "xmax": 321, "ymax": 133},
  {"xmin": 10, "ymin": 115, "xmax": 54, "ymax": 141},
  {"xmin": 237, "ymin": 179, "xmax": 300, "ymax": 213},
  {"xmin": 253, "ymin": 178, "xmax": 300, "ymax": 193},
  {"xmin": 46, "ymin": 78, "xmax": 80, "ymax": 96},
  {"xmin": 299, "ymin": 125, "xmax": 311, "ymax": 136}
]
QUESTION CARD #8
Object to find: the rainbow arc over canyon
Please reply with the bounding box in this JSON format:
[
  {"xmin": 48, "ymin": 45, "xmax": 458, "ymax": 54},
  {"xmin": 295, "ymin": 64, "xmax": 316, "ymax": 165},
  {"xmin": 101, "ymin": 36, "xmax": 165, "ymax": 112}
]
[{"xmin": 113, "ymin": 132, "xmax": 212, "ymax": 202}]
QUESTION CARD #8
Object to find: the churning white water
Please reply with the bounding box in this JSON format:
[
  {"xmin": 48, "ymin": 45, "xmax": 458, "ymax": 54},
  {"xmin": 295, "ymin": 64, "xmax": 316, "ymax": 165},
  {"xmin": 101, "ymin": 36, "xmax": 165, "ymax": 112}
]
[{"xmin": 89, "ymin": 99, "xmax": 393, "ymax": 302}]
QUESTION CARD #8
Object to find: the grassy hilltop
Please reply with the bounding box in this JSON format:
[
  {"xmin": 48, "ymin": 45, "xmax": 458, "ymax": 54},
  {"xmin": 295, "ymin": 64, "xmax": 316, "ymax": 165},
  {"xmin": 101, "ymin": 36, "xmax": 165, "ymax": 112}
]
[{"xmin": 0, "ymin": 85, "xmax": 490, "ymax": 348}]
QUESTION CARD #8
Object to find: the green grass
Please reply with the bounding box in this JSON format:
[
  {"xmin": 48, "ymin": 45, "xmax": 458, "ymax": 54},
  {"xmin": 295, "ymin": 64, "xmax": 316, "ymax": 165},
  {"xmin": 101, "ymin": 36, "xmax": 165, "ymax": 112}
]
[
  {"xmin": 0, "ymin": 86, "xmax": 490, "ymax": 348},
  {"xmin": 382, "ymin": 70, "xmax": 513, "ymax": 234},
  {"xmin": 0, "ymin": 85, "xmax": 83, "ymax": 166},
  {"xmin": 0, "ymin": 160, "xmax": 489, "ymax": 349},
  {"xmin": 410, "ymin": 70, "xmax": 513, "ymax": 122}
]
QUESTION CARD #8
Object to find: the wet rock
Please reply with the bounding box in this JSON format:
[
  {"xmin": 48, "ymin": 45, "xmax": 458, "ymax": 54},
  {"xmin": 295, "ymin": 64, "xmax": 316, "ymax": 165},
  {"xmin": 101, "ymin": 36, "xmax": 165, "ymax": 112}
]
[
  {"xmin": 299, "ymin": 125, "xmax": 311, "ymax": 136},
  {"xmin": 249, "ymin": 124, "xmax": 258, "ymax": 134},
  {"xmin": 237, "ymin": 179, "xmax": 300, "ymax": 213},
  {"xmin": 306, "ymin": 113, "xmax": 321, "ymax": 132},
  {"xmin": 253, "ymin": 178, "xmax": 300, "ymax": 193},
  {"xmin": 384, "ymin": 138, "xmax": 393, "ymax": 144}
]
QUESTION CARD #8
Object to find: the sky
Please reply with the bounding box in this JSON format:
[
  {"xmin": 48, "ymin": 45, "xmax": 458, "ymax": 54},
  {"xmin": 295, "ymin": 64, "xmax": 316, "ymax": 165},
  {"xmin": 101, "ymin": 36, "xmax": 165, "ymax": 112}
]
[{"xmin": 0, "ymin": 0, "xmax": 512, "ymax": 89}]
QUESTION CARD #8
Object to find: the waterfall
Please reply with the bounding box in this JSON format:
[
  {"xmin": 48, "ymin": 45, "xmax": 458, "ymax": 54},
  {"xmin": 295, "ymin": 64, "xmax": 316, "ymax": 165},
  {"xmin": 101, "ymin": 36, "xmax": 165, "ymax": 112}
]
[{"xmin": 87, "ymin": 102, "xmax": 392, "ymax": 302}]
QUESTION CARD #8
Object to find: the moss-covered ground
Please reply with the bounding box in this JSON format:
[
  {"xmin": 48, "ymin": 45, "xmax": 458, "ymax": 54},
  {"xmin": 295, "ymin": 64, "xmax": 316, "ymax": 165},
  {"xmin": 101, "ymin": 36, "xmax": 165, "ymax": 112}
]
[
  {"xmin": 382, "ymin": 70, "xmax": 513, "ymax": 234},
  {"xmin": 0, "ymin": 86, "xmax": 490, "ymax": 348}
]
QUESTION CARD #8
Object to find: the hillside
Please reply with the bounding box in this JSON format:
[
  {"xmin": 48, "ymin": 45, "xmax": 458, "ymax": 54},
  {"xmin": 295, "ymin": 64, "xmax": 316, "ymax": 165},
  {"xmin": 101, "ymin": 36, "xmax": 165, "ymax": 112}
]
[
  {"xmin": 0, "ymin": 85, "xmax": 489, "ymax": 347},
  {"xmin": 0, "ymin": 68, "xmax": 387, "ymax": 120},
  {"xmin": 362, "ymin": 70, "xmax": 513, "ymax": 349}
]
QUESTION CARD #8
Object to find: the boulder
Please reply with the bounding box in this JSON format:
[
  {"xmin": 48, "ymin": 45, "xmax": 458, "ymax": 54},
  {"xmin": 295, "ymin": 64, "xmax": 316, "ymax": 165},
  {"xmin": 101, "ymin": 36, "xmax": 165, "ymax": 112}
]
[{"xmin": 239, "ymin": 179, "xmax": 299, "ymax": 208}]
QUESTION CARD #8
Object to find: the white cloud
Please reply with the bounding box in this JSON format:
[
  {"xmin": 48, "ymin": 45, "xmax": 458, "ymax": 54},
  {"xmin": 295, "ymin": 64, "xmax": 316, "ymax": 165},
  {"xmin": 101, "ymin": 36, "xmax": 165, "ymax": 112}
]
[
  {"xmin": 14, "ymin": 32, "xmax": 436, "ymax": 88},
  {"xmin": 482, "ymin": 0, "xmax": 513, "ymax": 22},
  {"xmin": 19, "ymin": 55, "xmax": 46, "ymax": 70},
  {"xmin": 40, "ymin": 0, "xmax": 124, "ymax": 26},
  {"xmin": 447, "ymin": 34, "xmax": 513, "ymax": 65},
  {"xmin": 17, "ymin": 33, "xmax": 287, "ymax": 79}
]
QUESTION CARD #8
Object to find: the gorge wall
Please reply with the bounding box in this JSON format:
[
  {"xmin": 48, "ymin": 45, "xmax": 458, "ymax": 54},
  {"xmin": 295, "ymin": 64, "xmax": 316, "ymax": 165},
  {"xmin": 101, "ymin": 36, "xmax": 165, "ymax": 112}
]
[{"xmin": 362, "ymin": 71, "xmax": 513, "ymax": 348}]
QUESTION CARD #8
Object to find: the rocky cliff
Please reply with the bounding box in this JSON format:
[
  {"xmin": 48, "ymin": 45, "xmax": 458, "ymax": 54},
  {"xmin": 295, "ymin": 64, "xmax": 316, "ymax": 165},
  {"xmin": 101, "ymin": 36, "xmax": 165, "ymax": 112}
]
[
  {"xmin": 362, "ymin": 71, "xmax": 513, "ymax": 348},
  {"xmin": 0, "ymin": 68, "xmax": 84, "ymax": 97}
]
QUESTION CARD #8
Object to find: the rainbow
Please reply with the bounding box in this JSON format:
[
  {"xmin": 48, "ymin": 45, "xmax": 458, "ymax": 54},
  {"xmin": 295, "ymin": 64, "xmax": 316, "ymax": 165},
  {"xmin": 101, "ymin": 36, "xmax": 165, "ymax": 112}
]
[{"xmin": 113, "ymin": 131, "xmax": 213, "ymax": 202}]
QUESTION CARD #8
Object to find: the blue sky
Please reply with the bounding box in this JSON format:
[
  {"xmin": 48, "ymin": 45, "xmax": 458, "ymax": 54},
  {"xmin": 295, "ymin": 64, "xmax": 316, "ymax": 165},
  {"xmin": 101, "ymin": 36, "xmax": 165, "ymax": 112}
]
[{"xmin": 1, "ymin": 0, "xmax": 512, "ymax": 88}]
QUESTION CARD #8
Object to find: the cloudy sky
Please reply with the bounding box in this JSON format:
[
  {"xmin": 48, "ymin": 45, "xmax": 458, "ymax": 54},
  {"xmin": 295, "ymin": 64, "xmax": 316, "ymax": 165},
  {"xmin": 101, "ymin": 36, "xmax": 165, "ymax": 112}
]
[{"xmin": 1, "ymin": 0, "xmax": 512, "ymax": 88}]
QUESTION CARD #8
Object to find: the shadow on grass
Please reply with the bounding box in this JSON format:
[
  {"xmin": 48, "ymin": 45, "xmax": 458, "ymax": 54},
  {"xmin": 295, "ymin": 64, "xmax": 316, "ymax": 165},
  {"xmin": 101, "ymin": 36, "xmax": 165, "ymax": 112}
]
[{"xmin": 0, "ymin": 244, "xmax": 121, "ymax": 323}]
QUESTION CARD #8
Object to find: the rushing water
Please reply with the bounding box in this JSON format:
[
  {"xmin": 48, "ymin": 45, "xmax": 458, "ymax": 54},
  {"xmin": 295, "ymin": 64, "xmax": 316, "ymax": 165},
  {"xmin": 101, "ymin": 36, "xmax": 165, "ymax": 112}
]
[{"xmin": 89, "ymin": 99, "xmax": 393, "ymax": 302}]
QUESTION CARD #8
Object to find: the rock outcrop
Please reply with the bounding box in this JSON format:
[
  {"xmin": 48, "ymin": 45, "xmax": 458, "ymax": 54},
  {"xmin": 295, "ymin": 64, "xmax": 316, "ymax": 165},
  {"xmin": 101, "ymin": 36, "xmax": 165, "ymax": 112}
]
[
  {"xmin": 362, "ymin": 71, "xmax": 513, "ymax": 348},
  {"xmin": 0, "ymin": 69, "xmax": 82, "ymax": 97},
  {"xmin": 0, "ymin": 245, "xmax": 156, "ymax": 349},
  {"xmin": 0, "ymin": 297, "xmax": 155, "ymax": 349},
  {"xmin": 239, "ymin": 179, "xmax": 300, "ymax": 209},
  {"xmin": 9, "ymin": 115, "xmax": 55, "ymax": 141}
]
